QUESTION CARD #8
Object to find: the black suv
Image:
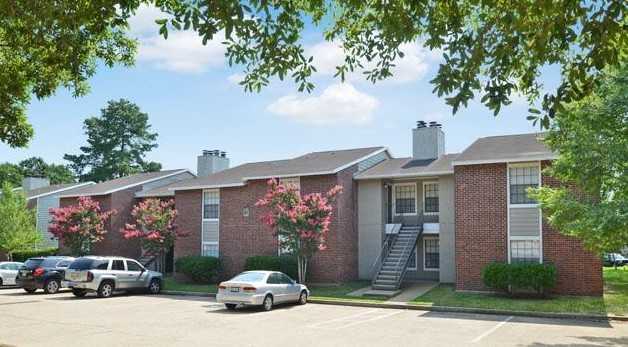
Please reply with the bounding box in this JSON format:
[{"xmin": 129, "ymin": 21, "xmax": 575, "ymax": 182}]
[{"xmin": 16, "ymin": 256, "xmax": 75, "ymax": 294}]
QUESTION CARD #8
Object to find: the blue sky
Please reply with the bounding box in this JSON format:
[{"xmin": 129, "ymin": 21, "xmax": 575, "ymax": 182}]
[{"xmin": 0, "ymin": 6, "xmax": 554, "ymax": 173}]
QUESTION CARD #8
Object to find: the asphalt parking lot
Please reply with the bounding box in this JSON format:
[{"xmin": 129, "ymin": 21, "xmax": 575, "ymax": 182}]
[{"xmin": 1, "ymin": 287, "xmax": 627, "ymax": 347}]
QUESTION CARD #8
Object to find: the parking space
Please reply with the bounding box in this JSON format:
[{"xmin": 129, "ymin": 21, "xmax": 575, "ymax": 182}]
[{"xmin": 1, "ymin": 287, "xmax": 627, "ymax": 347}]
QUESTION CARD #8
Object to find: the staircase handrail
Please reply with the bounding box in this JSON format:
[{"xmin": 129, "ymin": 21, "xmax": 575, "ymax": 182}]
[
  {"xmin": 369, "ymin": 232, "xmax": 396, "ymax": 285},
  {"xmin": 392, "ymin": 228, "xmax": 423, "ymax": 289}
]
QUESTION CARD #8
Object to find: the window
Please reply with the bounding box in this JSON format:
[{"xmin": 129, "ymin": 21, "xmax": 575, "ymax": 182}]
[
  {"xmin": 424, "ymin": 238, "xmax": 440, "ymax": 270},
  {"xmin": 424, "ymin": 182, "xmax": 439, "ymax": 214},
  {"xmin": 279, "ymin": 273, "xmax": 294, "ymax": 284},
  {"xmin": 510, "ymin": 239, "xmax": 540, "ymax": 263},
  {"xmin": 267, "ymin": 273, "xmax": 282, "ymax": 284},
  {"xmin": 203, "ymin": 190, "xmax": 219, "ymax": 219},
  {"xmin": 509, "ymin": 165, "xmax": 539, "ymax": 204},
  {"xmin": 126, "ymin": 261, "xmax": 143, "ymax": 272},
  {"xmin": 394, "ymin": 183, "xmax": 416, "ymax": 215},
  {"xmin": 279, "ymin": 177, "xmax": 300, "ymax": 193},
  {"xmin": 0, "ymin": 264, "xmax": 8, "ymax": 270},
  {"xmin": 112, "ymin": 260, "xmax": 125, "ymax": 271},
  {"xmin": 202, "ymin": 242, "xmax": 219, "ymax": 257},
  {"xmin": 231, "ymin": 272, "xmax": 266, "ymax": 282},
  {"xmin": 96, "ymin": 261, "xmax": 109, "ymax": 270}
]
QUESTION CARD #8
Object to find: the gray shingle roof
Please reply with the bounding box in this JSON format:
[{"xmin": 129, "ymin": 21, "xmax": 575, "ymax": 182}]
[
  {"xmin": 453, "ymin": 133, "xmax": 555, "ymax": 165},
  {"xmin": 59, "ymin": 170, "xmax": 189, "ymax": 197},
  {"xmin": 21, "ymin": 182, "xmax": 95, "ymax": 200},
  {"xmin": 171, "ymin": 147, "xmax": 387, "ymax": 190},
  {"xmin": 354, "ymin": 154, "xmax": 459, "ymax": 179}
]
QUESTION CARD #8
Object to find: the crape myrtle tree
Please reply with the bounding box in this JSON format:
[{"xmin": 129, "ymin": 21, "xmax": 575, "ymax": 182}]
[
  {"xmin": 0, "ymin": 184, "xmax": 41, "ymax": 261},
  {"xmin": 121, "ymin": 198, "xmax": 187, "ymax": 272},
  {"xmin": 2, "ymin": 1, "xmax": 626, "ymax": 147},
  {"xmin": 530, "ymin": 64, "xmax": 628, "ymax": 255},
  {"xmin": 49, "ymin": 197, "xmax": 116, "ymax": 256},
  {"xmin": 256, "ymin": 178, "xmax": 343, "ymax": 283}
]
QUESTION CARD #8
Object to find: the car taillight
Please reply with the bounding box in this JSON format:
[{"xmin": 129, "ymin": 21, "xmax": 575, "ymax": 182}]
[
  {"xmin": 86, "ymin": 271, "xmax": 94, "ymax": 282},
  {"xmin": 33, "ymin": 267, "xmax": 45, "ymax": 277},
  {"xmin": 243, "ymin": 286, "xmax": 256, "ymax": 292}
]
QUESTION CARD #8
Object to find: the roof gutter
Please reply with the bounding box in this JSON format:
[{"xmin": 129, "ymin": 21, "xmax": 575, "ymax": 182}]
[
  {"xmin": 354, "ymin": 170, "xmax": 454, "ymax": 180},
  {"xmin": 452, "ymin": 154, "xmax": 557, "ymax": 166}
]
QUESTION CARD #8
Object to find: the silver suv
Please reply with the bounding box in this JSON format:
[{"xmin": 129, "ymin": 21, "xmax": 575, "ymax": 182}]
[{"xmin": 63, "ymin": 256, "xmax": 163, "ymax": 298}]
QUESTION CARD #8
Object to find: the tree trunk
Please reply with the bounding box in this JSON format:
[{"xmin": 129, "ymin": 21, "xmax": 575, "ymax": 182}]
[
  {"xmin": 297, "ymin": 255, "xmax": 308, "ymax": 284},
  {"xmin": 7, "ymin": 252, "xmax": 12, "ymax": 262}
]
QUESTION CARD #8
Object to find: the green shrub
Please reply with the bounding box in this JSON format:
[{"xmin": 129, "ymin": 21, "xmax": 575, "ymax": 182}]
[
  {"xmin": 12, "ymin": 247, "xmax": 59, "ymax": 262},
  {"xmin": 175, "ymin": 256, "xmax": 221, "ymax": 283},
  {"xmin": 482, "ymin": 262, "xmax": 557, "ymax": 295},
  {"xmin": 244, "ymin": 255, "xmax": 298, "ymax": 280}
]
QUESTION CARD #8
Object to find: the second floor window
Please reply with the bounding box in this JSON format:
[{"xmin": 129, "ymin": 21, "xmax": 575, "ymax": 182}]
[
  {"xmin": 509, "ymin": 165, "xmax": 539, "ymax": 204},
  {"xmin": 424, "ymin": 183, "xmax": 439, "ymax": 214},
  {"xmin": 203, "ymin": 190, "xmax": 219, "ymax": 219},
  {"xmin": 394, "ymin": 183, "xmax": 416, "ymax": 215}
]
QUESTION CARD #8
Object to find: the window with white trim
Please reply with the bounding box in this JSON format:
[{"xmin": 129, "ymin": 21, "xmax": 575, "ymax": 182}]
[
  {"xmin": 394, "ymin": 183, "xmax": 416, "ymax": 215},
  {"xmin": 202, "ymin": 190, "xmax": 219, "ymax": 220},
  {"xmin": 202, "ymin": 242, "xmax": 219, "ymax": 257},
  {"xmin": 423, "ymin": 182, "xmax": 439, "ymax": 214},
  {"xmin": 424, "ymin": 238, "xmax": 440, "ymax": 270},
  {"xmin": 279, "ymin": 176, "xmax": 300, "ymax": 193},
  {"xmin": 510, "ymin": 239, "xmax": 540, "ymax": 263},
  {"xmin": 509, "ymin": 165, "xmax": 539, "ymax": 204}
]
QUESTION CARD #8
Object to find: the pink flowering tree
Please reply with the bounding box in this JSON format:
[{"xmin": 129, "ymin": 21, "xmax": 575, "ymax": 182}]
[
  {"xmin": 120, "ymin": 198, "xmax": 186, "ymax": 271},
  {"xmin": 256, "ymin": 179, "xmax": 343, "ymax": 283},
  {"xmin": 49, "ymin": 197, "xmax": 116, "ymax": 256}
]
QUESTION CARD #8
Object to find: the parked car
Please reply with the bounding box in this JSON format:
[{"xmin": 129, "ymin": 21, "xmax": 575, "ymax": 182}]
[
  {"xmin": 603, "ymin": 253, "xmax": 627, "ymax": 267},
  {"xmin": 16, "ymin": 256, "xmax": 75, "ymax": 294},
  {"xmin": 216, "ymin": 271, "xmax": 309, "ymax": 311},
  {"xmin": 63, "ymin": 256, "xmax": 162, "ymax": 298},
  {"xmin": 0, "ymin": 262, "xmax": 24, "ymax": 286}
]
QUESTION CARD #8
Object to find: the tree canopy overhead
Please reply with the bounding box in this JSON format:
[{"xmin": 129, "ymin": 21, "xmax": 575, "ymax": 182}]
[
  {"xmin": 64, "ymin": 99, "xmax": 161, "ymax": 183},
  {"xmin": 1, "ymin": 1, "xmax": 626, "ymax": 147},
  {"xmin": 0, "ymin": 157, "xmax": 74, "ymax": 188}
]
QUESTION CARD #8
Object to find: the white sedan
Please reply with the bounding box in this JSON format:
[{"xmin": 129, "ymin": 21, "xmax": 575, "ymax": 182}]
[
  {"xmin": 0, "ymin": 262, "xmax": 24, "ymax": 286},
  {"xmin": 217, "ymin": 271, "xmax": 309, "ymax": 311}
]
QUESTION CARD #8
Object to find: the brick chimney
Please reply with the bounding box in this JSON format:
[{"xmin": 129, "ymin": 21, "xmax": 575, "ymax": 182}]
[
  {"xmin": 412, "ymin": 121, "xmax": 445, "ymax": 160},
  {"xmin": 197, "ymin": 150, "xmax": 229, "ymax": 177}
]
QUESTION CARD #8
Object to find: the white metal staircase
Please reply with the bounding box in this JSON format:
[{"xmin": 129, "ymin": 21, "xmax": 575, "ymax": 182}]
[{"xmin": 371, "ymin": 225, "xmax": 422, "ymax": 291}]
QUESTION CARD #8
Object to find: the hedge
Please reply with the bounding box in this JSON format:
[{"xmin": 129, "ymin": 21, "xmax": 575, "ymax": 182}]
[
  {"xmin": 482, "ymin": 262, "xmax": 557, "ymax": 296},
  {"xmin": 175, "ymin": 256, "xmax": 221, "ymax": 283},
  {"xmin": 244, "ymin": 255, "xmax": 298, "ymax": 280},
  {"xmin": 12, "ymin": 248, "xmax": 59, "ymax": 262}
]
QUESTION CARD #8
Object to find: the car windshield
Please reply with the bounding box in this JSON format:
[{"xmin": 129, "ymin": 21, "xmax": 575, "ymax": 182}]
[
  {"xmin": 230, "ymin": 272, "xmax": 267, "ymax": 283},
  {"xmin": 69, "ymin": 258, "xmax": 100, "ymax": 270},
  {"xmin": 40, "ymin": 258, "xmax": 67, "ymax": 268},
  {"xmin": 24, "ymin": 258, "xmax": 44, "ymax": 269}
]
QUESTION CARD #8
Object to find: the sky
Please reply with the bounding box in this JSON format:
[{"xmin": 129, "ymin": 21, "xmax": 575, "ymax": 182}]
[{"xmin": 0, "ymin": 6, "xmax": 556, "ymax": 173}]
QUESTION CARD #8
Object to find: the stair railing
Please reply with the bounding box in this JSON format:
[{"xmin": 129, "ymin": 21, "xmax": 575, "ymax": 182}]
[
  {"xmin": 369, "ymin": 232, "xmax": 397, "ymax": 285},
  {"xmin": 390, "ymin": 213, "xmax": 424, "ymax": 289}
]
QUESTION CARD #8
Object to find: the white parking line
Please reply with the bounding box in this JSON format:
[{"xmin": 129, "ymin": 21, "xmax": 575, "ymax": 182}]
[
  {"xmin": 471, "ymin": 315, "xmax": 514, "ymax": 343},
  {"xmin": 332, "ymin": 310, "xmax": 403, "ymax": 330}
]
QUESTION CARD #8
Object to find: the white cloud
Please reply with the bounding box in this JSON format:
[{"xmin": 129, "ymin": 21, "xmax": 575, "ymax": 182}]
[
  {"xmin": 306, "ymin": 40, "xmax": 437, "ymax": 84},
  {"xmin": 267, "ymin": 83, "xmax": 379, "ymax": 126},
  {"xmin": 227, "ymin": 73, "xmax": 245, "ymax": 85},
  {"xmin": 128, "ymin": 5, "xmax": 226, "ymax": 73}
]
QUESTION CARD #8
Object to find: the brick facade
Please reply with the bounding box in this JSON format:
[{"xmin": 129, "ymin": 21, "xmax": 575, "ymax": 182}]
[
  {"xmin": 454, "ymin": 161, "xmax": 603, "ymax": 296},
  {"xmin": 454, "ymin": 163, "xmax": 508, "ymax": 291},
  {"xmin": 173, "ymin": 166, "xmax": 360, "ymax": 283}
]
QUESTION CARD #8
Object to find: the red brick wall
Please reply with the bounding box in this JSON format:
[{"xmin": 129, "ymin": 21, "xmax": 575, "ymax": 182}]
[
  {"xmin": 454, "ymin": 161, "xmax": 603, "ymax": 296},
  {"xmin": 173, "ymin": 166, "xmax": 360, "ymax": 283},
  {"xmin": 455, "ymin": 163, "xmax": 508, "ymax": 291},
  {"xmin": 541, "ymin": 161, "xmax": 603, "ymax": 296},
  {"xmin": 59, "ymin": 187, "xmax": 142, "ymax": 258},
  {"xmin": 173, "ymin": 190, "xmax": 202, "ymax": 258}
]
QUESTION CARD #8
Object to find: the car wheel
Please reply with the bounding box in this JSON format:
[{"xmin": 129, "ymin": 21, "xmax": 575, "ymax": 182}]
[
  {"xmin": 225, "ymin": 303, "xmax": 237, "ymax": 310},
  {"xmin": 148, "ymin": 279, "xmax": 161, "ymax": 294},
  {"xmin": 97, "ymin": 281, "xmax": 114, "ymax": 298},
  {"xmin": 262, "ymin": 295, "xmax": 273, "ymax": 311},
  {"xmin": 23, "ymin": 287, "xmax": 37, "ymax": 294},
  {"xmin": 44, "ymin": 279, "xmax": 60, "ymax": 294},
  {"xmin": 72, "ymin": 288, "xmax": 87, "ymax": 297},
  {"xmin": 298, "ymin": 290, "xmax": 308, "ymax": 305}
]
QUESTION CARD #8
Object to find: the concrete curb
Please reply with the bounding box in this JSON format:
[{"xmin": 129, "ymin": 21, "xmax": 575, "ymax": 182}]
[
  {"xmin": 161, "ymin": 290, "xmax": 216, "ymax": 298},
  {"xmin": 308, "ymin": 298, "xmax": 628, "ymax": 322}
]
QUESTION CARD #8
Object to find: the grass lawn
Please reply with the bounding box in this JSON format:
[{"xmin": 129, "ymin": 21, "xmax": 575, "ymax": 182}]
[
  {"xmin": 411, "ymin": 267, "xmax": 628, "ymax": 316},
  {"xmin": 163, "ymin": 277, "xmax": 217, "ymax": 294},
  {"xmin": 308, "ymin": 281, "xmax": 389, "ymax": 302}
]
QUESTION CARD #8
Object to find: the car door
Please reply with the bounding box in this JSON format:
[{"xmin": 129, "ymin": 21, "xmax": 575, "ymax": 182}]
[
  {"xmin": 266, "ymin": 273, "xmax": 287, "ymax": 303},
  {"xmin": 124, "ymin": 260, "xmax": 148, "ymax": 289},
  {"xmin": 280, "ymin": 273, "xmax": 300, "ymax": 302},
  {"xmin": 110, "ymin": 259, "xmax": 127, "ymax": 289},
  {"xmin": 0, "ymin": 263, "xmax": 13, "ymax": 285}
]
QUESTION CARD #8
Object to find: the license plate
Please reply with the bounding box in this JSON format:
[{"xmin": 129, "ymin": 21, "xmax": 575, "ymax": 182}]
[
  {"xmin": 71, "ymin": 273, "xmax": 80, "ymax": 280},
  {"xmin": 229, "ymin": 287, "xmax": 240, "ymax": 293},
  {"xmin": 20, "ymin": 270, "xmax": 30, "ymax": 276}
]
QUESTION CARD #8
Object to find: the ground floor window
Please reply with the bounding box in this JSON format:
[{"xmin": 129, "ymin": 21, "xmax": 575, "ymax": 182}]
[
  {"xmin": 510, "ymin": 239, "xmax": 540, "ymax": 263},
  {"xmin": 202, "ymin": 242, "xmax": 219, "ymax": 257},
  {"xmin": 424, "ymin": 238, "xmax": 439, "ymax": 270}
]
